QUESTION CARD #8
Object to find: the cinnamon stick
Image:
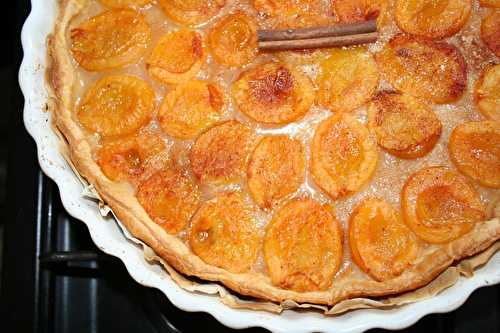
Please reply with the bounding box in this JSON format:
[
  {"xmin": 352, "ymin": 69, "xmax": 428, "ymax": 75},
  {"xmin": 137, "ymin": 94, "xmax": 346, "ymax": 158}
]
[
  {"xmin": 258, "ymin": 20, "xmax": 377, "ymax": 42},
  {"xmin": 258, "ymin": 32, "xmax": 378, "ymax": 51}
]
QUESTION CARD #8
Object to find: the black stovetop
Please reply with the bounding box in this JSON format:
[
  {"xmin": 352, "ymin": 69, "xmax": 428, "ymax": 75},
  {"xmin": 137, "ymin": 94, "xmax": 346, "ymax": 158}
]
[{"xmin": 1, "ymin": 1, "xmax": 499, "ymax": 332}]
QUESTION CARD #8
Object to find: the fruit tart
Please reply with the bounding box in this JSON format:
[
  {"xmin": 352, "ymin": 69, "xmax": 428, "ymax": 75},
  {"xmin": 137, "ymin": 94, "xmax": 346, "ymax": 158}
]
[{"xmin": 47, "ymin": 0, "xmax": 500, "ymax": 307}]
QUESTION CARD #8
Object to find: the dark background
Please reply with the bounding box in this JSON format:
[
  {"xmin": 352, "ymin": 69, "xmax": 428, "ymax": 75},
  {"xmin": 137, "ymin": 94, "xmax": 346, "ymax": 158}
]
[{"xmin": 0, "ymin": 1, "xmax": 499, "ymax": 333}]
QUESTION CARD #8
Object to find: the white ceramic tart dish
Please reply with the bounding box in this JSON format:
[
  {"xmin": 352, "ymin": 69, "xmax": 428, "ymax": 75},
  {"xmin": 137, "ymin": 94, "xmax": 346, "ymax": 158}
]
[{"xmin": 22, "ymin": 0, "xmax": 500, "ymax": 331}]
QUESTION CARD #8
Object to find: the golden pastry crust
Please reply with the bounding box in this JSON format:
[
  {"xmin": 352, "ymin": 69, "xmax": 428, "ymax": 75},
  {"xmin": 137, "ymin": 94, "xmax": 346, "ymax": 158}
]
[{"xmin": 47, "ymin": 0, "xmax": 500, "ymax": 308}]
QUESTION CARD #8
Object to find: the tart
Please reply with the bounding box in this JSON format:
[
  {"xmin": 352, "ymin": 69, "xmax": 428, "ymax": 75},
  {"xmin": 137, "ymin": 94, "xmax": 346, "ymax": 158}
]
[{"xmin": 48, "ymin": 0, "xmax": 500, "ymax": 308}]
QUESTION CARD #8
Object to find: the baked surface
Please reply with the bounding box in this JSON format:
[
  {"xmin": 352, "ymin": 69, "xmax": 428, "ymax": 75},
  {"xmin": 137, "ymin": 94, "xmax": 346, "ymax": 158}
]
[{"xmin": 48, "ymin": 0, "xmax": 500, "ymax": 306}]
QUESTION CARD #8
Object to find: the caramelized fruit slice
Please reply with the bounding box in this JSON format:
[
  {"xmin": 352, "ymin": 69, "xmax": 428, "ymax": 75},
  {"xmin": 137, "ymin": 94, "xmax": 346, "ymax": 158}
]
[
  {"xmin": 481, "ymin": 11, "xmax": 500, "ymax": 57},
  {"xmin": 318, "ymin": 48, "xmax": 379, "ymax": 113},
  {"xmin": 264, "ymin": 198, "xmax": 343, "ymax": 292},
  {"xmin": 253, "ymin": 0, "xmax": 328, "ymax": 29},
  {"xmin": 449, "ymin": 121, "xmax": 500, "ymax": 188},
  {"xmin": 190, "ymin": 121, "xmax": 255, "ymax": 184},
  {"xmin": 311, "ymin": 114, "xmax": 378, "ymax": 200},
  {"xmin": 395, "ymin": 0, "xmax": 471, "ymax": 39},
  {"xmin": 137, "ymin": 168, "xmax": 201, "ymax": 234},
  {"xmin": 77, "ymin": 75, "xmax": 155, "ymax": 138},
  {"xmin": 98, "ymin": 0, "xmax": 152, "ymax": 9},
  {"xmin": 375, "ymin": 34, "xmax": 467, "ymax": 104},
  {"xmin": 146, "ymin": 30, "xmax": 205, "ymax": 85},
  {"xmin": 349, "ymin": 198, "xmax": 418, "ymax": 281},
  {"xmin": 475, "ymin": 64, "xmax": 500, "ymax": 121},
  {"xmin": 97, "ymin": 130, "xmax": 165, "ymax": 182},
  {"xmin": 208, "ymin": 12, "xmax": 258, "ymax": 68},
  {"xmin": 402, "ymin": 167, "xmax": 486, "ymax": 244},
  {"xmin": 159, "ymin": 80, "xmax": 226, "ymax": 139},
  {"xmin": 333, "ymin": 0, "xmax": 374, "ymax": 22},
  {"xmin": 247, "ymin": 136, "xmax": 305, "ymax": 210},
  {"xmin": 232, "ymin": 62, "xmax": 314, "ymax": 124},
  {"xmin": 158, "ymin": 0, "xmax": 225, "ymax": 27},
  {"xmin": 189, "ymin": 192, "xmax": 260, "ymax": 273},
  {"xmin": 332, "ymin": 0, "xmax": 388, "ymax": 25},
  {"xmin": 253, "ymin": 0, "xmax": 319, "ymax": 18},
  {"xmin": 479, "ymin": 0, "xmax": 500, "ymax": 8},
  {"xmin": 70, "ymin": 9, "xmax": 151, "ymax": 71},
  {"xmin": 367, "ymin": 91, "xmax": 442, "ymax": 159}
]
